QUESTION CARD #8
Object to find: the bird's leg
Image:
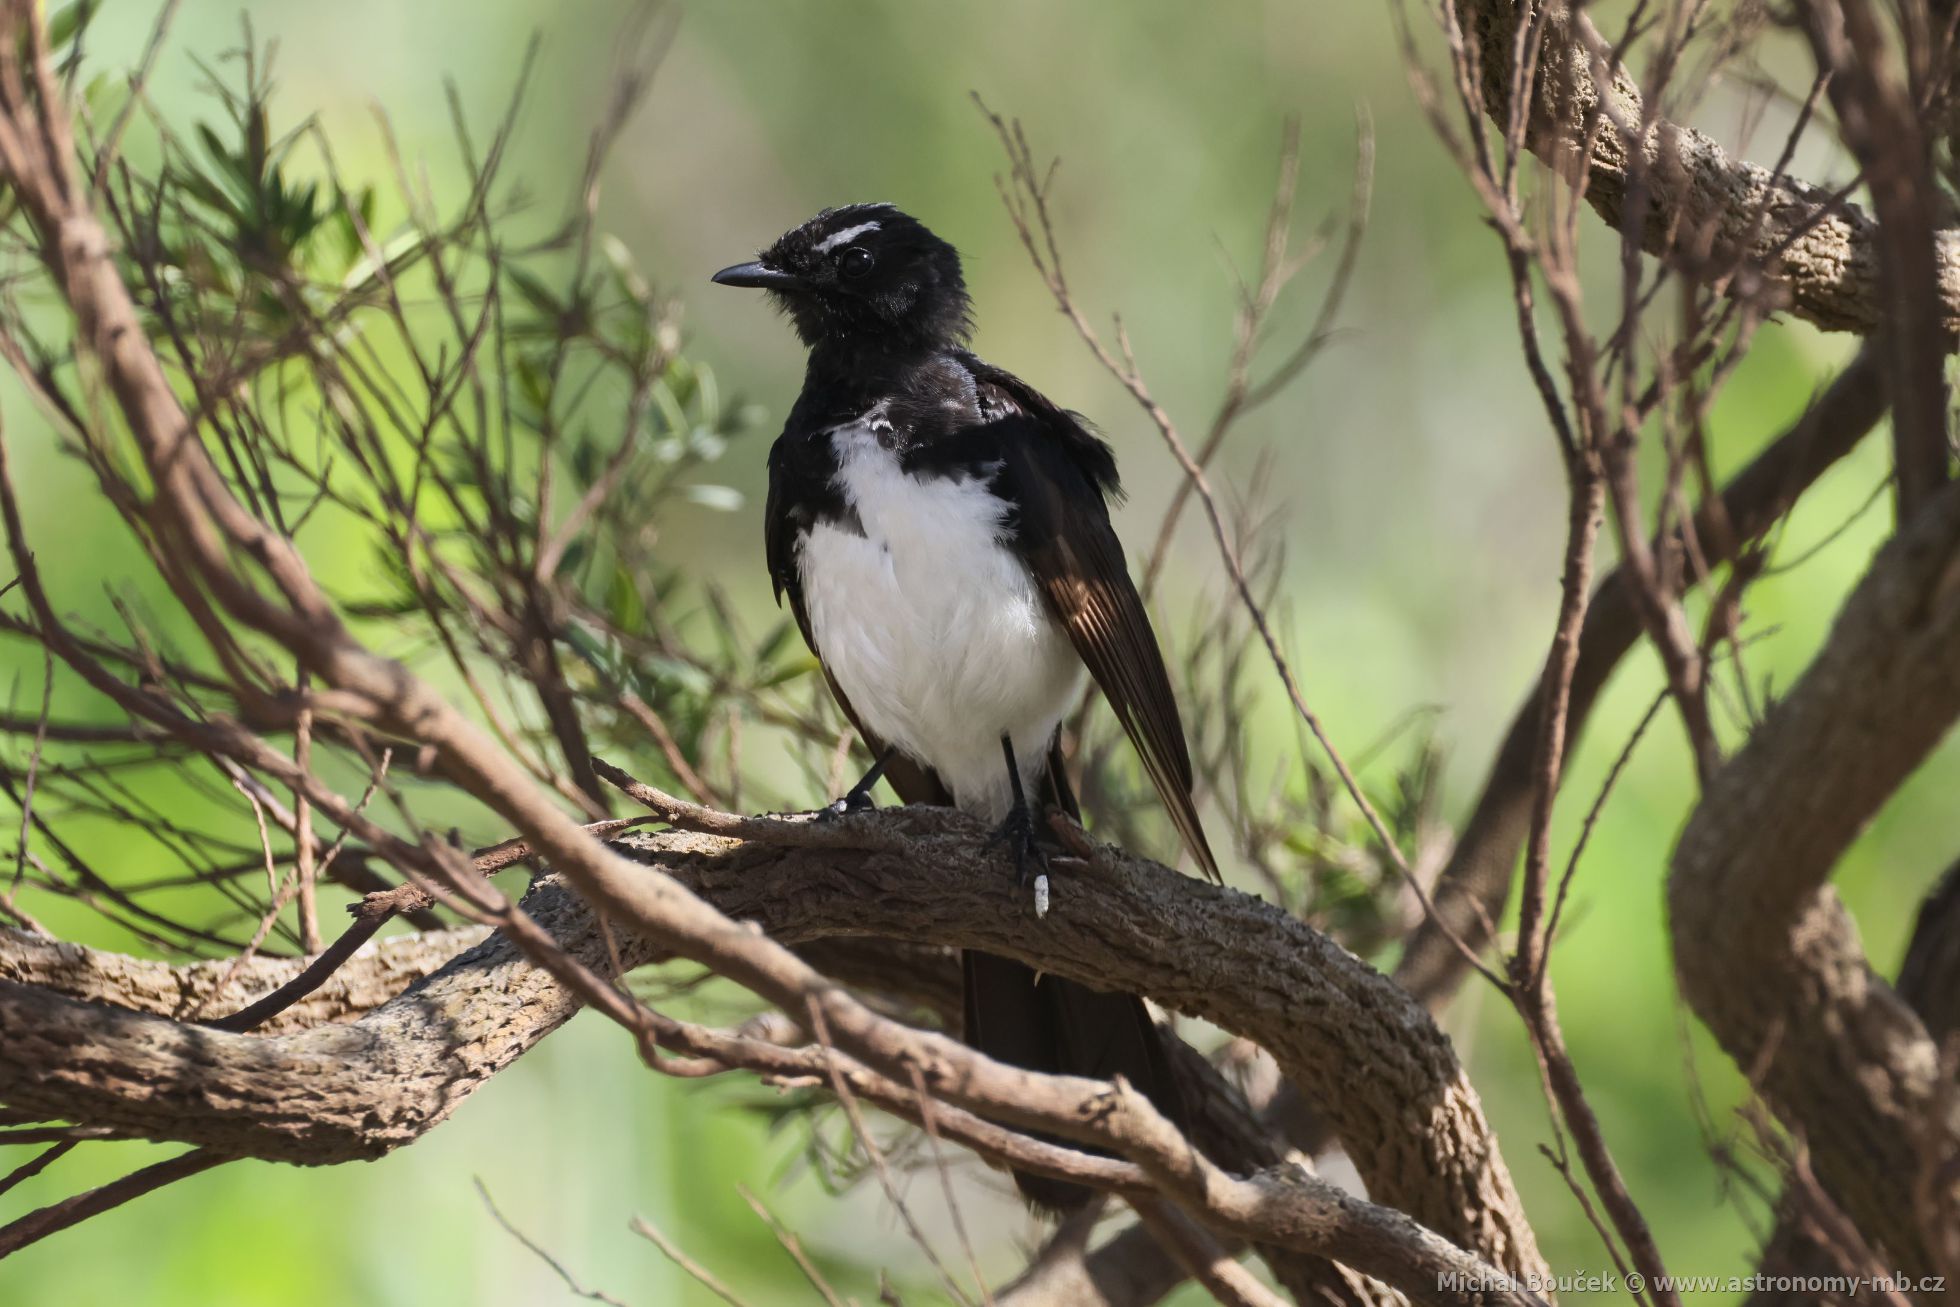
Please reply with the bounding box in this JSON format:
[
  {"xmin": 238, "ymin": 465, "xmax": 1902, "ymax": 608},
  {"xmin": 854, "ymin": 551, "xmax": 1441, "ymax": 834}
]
[
  {"xmin": 986, "ymin": 733, "xmax": 1048, "ymax": 887},
  {"xmin": 819, "ymin": 745, "xmax": 895, "ymax": 819},
  {"xmin": 757, "ymin": 746, "xmax": 894, "ymax": 821}
]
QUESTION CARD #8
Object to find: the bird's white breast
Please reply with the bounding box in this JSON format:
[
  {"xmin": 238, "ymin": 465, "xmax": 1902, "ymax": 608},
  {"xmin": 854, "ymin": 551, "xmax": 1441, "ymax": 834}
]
[{"xmin": 797, "ymin": 417, "xmax": 1081, "ymax": 819}]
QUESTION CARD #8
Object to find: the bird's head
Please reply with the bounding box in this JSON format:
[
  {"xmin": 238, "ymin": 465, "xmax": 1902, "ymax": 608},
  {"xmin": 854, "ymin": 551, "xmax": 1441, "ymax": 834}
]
[{"xmin": 712, "ymin": 204, "xmax": 971, "ymax": 352}]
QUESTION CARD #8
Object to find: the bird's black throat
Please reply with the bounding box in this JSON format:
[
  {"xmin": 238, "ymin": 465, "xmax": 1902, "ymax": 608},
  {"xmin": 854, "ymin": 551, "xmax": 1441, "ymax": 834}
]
[{"xmin": 713, "ymin": 201, "xmax": 1212, "ymax": 1214}]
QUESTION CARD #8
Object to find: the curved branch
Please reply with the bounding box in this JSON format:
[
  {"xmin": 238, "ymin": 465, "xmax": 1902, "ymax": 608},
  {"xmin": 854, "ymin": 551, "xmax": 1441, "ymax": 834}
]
[
  {"xmin": 637, "ymin": 820, "xmax": 1543, "ymax": 1278},
  {"xmin": 1, "ymin": 918, "xmax": 1385, "ymax": 1302},
  {"xmin": 1, "ymin": 818, "xmax": 1545, "ymax": 1288},
  {"xmin": 0, "ymin": 886, "xmax": 597, "ymax": 1159},
  {"xmin": 0, "ymin": 22, "xmax": 1543, "ymax": 1296},
  {"xmin": 1397, "ymin": 343, "xmax": 1887, "ymax": 1004},
  {"xmin": 1744, "ymin": 861, "xmax": 1960, "ymax": 1304},
  {"xmin": 4, "ymin": 916, "xmax": 1375, "ymax": 1300},
  {"xmin": 0, "ymin": 1147, "xmax": 228, "ymax": 1257},
  {"xmin": 0, "ymin": 924, "xmax": 488, "ymax": 1035},
  {"xmin": 1452, "ymin": 0, "xmax": 1960, "ymax": 335},
  {"xmin": 1670, "ymin": 480, "xmax": 1960, "ymax": 1279}
]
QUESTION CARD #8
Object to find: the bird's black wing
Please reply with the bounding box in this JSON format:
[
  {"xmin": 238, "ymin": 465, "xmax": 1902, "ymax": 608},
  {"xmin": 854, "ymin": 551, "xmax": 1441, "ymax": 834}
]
[
  {"xmin": 770, "ymin": 393, "xmax": 1193, "ymax": 1215},
  {"xmin": 956, "ymin": 355, "xmax": 1221, "ymax": 882},
  {"xmin": 765, "ymin": 433, "xmax": 950, "ymax": 807}
]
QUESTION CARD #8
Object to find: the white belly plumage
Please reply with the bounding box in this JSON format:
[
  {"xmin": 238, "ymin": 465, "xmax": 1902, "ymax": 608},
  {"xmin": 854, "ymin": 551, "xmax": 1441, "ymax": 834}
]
[{"xmin": 798, "ymin": 421, "xmax": 1082, "ymax": 820}]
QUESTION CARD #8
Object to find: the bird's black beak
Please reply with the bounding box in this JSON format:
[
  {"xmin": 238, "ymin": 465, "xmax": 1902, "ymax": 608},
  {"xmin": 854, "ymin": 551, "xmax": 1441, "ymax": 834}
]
[{"xmin": 711, "ymin": 261, "xmax": 804, "ymax": 291}]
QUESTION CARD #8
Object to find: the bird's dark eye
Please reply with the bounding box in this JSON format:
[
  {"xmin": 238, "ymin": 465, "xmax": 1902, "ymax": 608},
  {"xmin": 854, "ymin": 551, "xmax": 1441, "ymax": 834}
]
[{"xmin": 839, "ymin": 246, "xmax": 874, "ymax": 279}]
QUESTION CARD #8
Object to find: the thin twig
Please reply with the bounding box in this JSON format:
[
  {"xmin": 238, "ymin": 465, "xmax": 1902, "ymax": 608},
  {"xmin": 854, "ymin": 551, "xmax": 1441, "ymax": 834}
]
[
  {"xmin": 0, "ymin": 1147, "xmax": 228, "ymax": 1258},
  {"xmin": 976, "ymin": 101, "xmax": 1498, "ymax": 987},
  {"xmin": 476, "ymin": 1178, "xmax": 633, "ymax": 1307},
  {"xmin": 736, "ymin": 1185, "xmax": 852, "ymax": 1307},
  {"xmin": 630, "ymin": 1214, "xmax": 754, "ymax": 1307}
]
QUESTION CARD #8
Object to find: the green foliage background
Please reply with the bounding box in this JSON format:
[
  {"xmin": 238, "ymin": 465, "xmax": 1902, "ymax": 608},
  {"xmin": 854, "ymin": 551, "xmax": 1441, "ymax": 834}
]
[{"xmin": 4, "ymin": 1, "xmax": 1952, "ymax": 1303}]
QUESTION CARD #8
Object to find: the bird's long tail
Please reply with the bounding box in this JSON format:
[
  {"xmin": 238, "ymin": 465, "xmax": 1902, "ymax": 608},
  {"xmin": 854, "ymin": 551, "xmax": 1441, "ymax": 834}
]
[
  {"xmin": 959, "ymin": 948, "xmax": 1184, "ymax": 1210},
  {"xmin": 900, "ymin": 737, "xmax": 1186, "ymax": 1211}
]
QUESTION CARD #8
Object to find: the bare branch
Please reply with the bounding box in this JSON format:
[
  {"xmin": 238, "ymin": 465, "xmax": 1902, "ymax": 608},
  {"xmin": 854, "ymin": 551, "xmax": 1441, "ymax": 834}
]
[
  {"xmin": 1673, "ymin": 480, "xmax": 1960, "ymax": 1277},
  {"xmin": 0, "ymin": 839, "xmax": 1546, "ymax": 1299},
  {"xmin": 0, "ymin": 922, "xmax": 486, "ymax": 1035},
  {"xmin": 1398, "ymin": 345, "xmax": 1888, "ymax": 1004},
  {"xmin": 1794, "ymin": 0, "xmax": 1953, "ymax": 517},
  {"xmin": 1451, "ymin": 0, "xmax": 1960, "ymax": 336},
  {"xmin": 0, "ymin": 1146, "xmax": 227, "ymax": 1258},
  {"xmin": 476, "ymin": 1178, "xmax": 633, "ymax": 1307}
]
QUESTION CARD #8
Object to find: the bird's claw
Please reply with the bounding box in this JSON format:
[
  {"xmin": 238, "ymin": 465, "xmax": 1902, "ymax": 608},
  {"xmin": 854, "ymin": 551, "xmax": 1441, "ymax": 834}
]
[
  {"xmin": 988, "ymin": 804, "xmax": 1050, "ymax": 889},
  {"xmin": 815, "ymin": 787, "xmax": 879, "ymax": 822},
  {"xmin": 755, "ymin": 788, "xmax": 877, "ymax": 823}
]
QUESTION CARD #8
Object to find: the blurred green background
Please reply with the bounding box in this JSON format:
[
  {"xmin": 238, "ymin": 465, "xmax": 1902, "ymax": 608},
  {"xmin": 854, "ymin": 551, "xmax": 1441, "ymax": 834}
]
[{"xmin": 5, "ymin": 1, "xmax": 1953, "ymax": 1303}]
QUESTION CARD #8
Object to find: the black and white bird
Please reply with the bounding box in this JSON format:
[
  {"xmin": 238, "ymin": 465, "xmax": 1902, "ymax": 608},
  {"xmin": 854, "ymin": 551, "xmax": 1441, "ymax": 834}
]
[{"xmin": 713, "ymin": 203, "xmax": 1218, "ymax": 1210}]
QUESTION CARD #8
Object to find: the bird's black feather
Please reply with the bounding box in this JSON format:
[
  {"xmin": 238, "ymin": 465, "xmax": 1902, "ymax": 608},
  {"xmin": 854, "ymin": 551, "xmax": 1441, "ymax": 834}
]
[{"xmin": 724, "ymin": 203, "xmax": 1212, "ymax": 1211}]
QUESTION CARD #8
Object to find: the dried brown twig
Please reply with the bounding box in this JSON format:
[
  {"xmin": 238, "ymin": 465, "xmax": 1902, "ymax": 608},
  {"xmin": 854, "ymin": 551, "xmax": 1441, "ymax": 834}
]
[
  {"xmin": 0, "ymin": 24, "xmax": 1557, "ymax": 1289},
  {"xmin": 476, "ymin": 1179, "xmax": 634, "ymax": 1307},
  {"xmin": 975, "ymin": 98, "xmax": 1495, "ymax": 990},
  {"xmin": 3, "ymin": 2, "xmax": 1953, "ymax": 1302}
]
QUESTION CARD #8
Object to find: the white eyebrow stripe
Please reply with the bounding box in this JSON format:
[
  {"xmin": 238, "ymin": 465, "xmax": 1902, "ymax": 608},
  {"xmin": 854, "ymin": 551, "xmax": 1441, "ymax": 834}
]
[{"xmin": 816, "ymin": 221, "xmax": 881, "ymax": 252}]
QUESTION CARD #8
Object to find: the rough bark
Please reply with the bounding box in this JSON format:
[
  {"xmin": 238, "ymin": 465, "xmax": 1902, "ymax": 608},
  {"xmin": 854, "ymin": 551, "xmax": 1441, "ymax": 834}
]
[
  {"xmin": 1744, "ymin": 863, "xmax": 1960, "ymax": 1305},
  {"xmin": 1398, "ymin": 344, "xmax": 1887, "ymax": 1004},
  {"xmin": 0, "ymin": 925, "xmax": 488, "ymax": 1036},
  {"xmin": 1452, "ymin": 0, "xmax": 1960, "ymax": 335},
  {"xmin": 1671, "ymin": 481, "xmax": 1960, "ymax": 1284},
  {"xmin": 0, "ymin": 817, "xmax": 1547, "ymax": 1285},
  {"xmin": 641, "ymin": 823, "xmax": 1544, "ymax": 1280},
  {"xmin": 0, "ymin": 42, "xmax": 1551, "ymax": 1296},
  {"xmin": 5, "ymin": 916, "xmax": 1394, "ymax": 1303}
]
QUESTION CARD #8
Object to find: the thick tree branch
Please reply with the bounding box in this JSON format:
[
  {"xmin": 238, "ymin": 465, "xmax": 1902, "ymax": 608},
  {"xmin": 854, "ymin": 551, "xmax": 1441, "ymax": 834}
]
[
  {"xmin": 625, "ymin": 819, "xmax": 1540, "ymax": 1276},
  {"xmin": 1, "ymin": 850, "xmax": 1542, "ymax": 1303},
  {"xmin": 1398, "ymin": 344, "xmax": 1887, "ymax": 1004},
  {"xmin": 0, "ymin": 10, "xmax": 1550, "ymax": 1296},
  {"xmin": 1670, "ymin": 479, "xmax": 1960, "ymax": 1282},
  {"xmin": 4, "ymin": 916, "xmax": 1387, "ymax": 1302},
  {"xmin": 0, "ymin": 923, "xmax": 487, "ymax": 1036},
  {"xmin": 4, "ymin": 914, "xmax": 1376, "ymax": 1301},
  {"xmin": 1450, "ymin": 0, "xmax": 1960, "ymax": 336},
  {"xmin": 0, "ymin": 821, "xmax": 1541, "ymax": 1273},
  {"xmin": 1745, "ymin": 862, "xmax": 1960, "ymax": 1304}
]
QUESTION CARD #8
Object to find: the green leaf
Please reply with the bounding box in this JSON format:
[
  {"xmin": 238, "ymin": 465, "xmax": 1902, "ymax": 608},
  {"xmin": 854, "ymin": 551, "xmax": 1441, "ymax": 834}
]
[
  {"xmin": 48, "ymin": 0, "xmax": 100, "ymax": 52},
  {"xmin": 754, "ymin": 619, "xmax": 797, "ymax": 665},
  {"xmin": 505, "ymin": 264, "xmax": 562, "ymax": 320},
  {"xmin": 554, "ymin": 537, "xmax": 590, "ymax": 579},
  {"xmin": 757, "ymin": 656, "xmax": 818, "ymax": 690}
]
